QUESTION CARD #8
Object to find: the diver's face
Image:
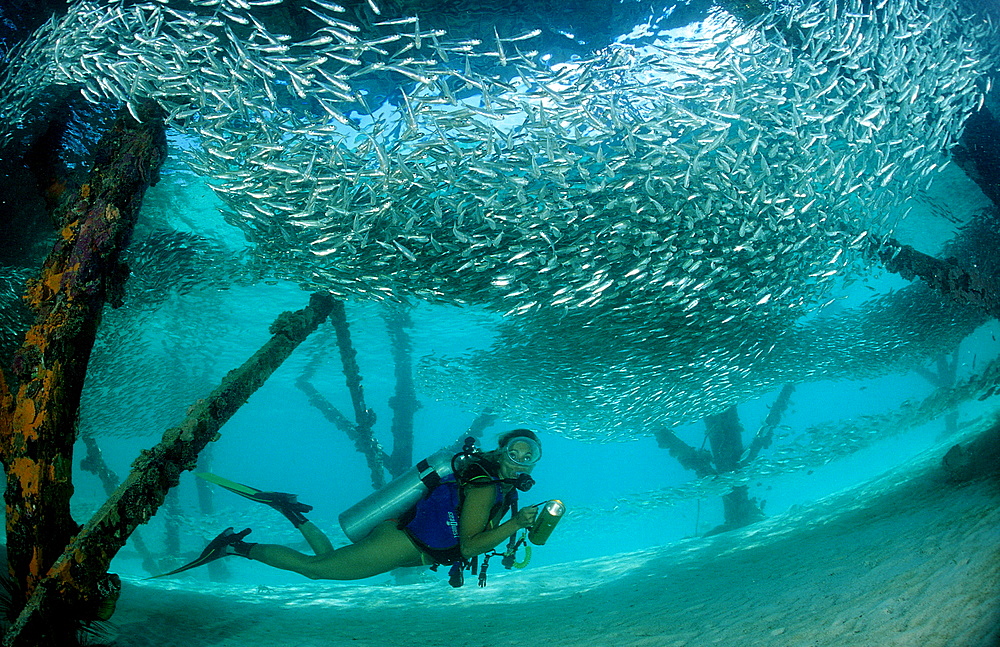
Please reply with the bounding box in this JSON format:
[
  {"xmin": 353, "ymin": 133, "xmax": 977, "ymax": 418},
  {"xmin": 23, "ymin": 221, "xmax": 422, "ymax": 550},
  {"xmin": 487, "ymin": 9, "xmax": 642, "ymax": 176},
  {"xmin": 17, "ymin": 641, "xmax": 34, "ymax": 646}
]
[{"xmin": 500, "ymin": 439, "xmax": 538, "ymax": 478}]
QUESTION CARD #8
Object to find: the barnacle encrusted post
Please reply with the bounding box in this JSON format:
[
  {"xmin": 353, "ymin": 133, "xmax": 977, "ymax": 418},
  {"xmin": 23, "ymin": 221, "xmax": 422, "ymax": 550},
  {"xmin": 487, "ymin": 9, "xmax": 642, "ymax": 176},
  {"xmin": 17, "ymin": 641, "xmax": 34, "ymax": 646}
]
[
  {"xmin": 2, "ymin": 292, "xmax": 335, "ymax": 647},
  {"xmin": 914, "ymin": 352, "xmax": 960, "ymax": 438},
  {"xmin": 656, "ymin": 383, "xmax": 795, "ymax": 484},
  {"xmin": 0, "ymin": 102, "xmax": 167, "ymax": 640}
]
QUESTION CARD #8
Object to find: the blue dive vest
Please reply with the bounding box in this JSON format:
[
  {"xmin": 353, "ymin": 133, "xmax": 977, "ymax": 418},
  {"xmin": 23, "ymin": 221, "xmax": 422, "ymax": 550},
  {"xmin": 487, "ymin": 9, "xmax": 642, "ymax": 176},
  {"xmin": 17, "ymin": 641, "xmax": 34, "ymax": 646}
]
[{"xmin": 401, "ymin": 464, "xmax": 515, "ymax": 565}]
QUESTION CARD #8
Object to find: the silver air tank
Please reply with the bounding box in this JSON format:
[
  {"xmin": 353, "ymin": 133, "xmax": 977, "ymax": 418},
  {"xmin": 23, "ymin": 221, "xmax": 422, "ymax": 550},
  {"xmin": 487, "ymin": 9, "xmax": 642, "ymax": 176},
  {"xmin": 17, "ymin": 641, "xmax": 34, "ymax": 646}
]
[{"xmin": 339, "ymin": 446, "xmax": 456, "ymax": 543}]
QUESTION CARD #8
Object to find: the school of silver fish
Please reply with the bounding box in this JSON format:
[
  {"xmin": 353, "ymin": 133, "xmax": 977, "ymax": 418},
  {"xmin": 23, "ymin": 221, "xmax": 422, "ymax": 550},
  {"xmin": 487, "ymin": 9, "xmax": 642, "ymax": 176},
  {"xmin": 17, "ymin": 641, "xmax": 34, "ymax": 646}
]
[{"xmin": 0, "ymin": 0, "xmax": 996, "ymax": 447}]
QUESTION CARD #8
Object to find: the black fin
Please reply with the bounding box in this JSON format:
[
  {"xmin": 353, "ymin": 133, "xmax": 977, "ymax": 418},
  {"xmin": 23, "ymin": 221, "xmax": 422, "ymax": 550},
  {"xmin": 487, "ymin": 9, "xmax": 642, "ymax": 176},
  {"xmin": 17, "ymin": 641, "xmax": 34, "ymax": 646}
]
[{"xmin": 148, "ymin": 527, "xmax": 252, "ymax": 579}]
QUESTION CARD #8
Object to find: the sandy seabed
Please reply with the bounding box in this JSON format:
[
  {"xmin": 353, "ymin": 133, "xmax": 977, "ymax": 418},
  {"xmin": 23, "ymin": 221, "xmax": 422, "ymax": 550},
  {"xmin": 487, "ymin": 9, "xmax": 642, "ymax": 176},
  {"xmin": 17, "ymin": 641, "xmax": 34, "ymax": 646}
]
[{"xmin": 108, "ymin": 425, "xmax": 1000, "ymax": 647}]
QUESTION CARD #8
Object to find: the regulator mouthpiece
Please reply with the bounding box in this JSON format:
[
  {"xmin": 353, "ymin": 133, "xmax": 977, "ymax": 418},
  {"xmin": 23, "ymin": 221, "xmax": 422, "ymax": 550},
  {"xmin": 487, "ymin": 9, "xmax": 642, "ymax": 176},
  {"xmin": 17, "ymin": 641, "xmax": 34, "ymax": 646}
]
[
  {"xmin": 513, "ymin": 472, "xmax": 535, "ymax": 492},
  {"xmin": 528, "ymin": 499, "xmax": 565, "ymax": 546}
]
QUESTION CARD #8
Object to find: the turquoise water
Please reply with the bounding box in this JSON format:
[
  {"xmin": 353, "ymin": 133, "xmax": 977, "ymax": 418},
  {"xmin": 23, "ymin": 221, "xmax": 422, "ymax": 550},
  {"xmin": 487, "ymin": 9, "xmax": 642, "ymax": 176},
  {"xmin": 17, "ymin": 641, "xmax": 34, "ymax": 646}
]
[{"xmin": 1, "ymin": 0, "xmax": 999, "ymax": 643}]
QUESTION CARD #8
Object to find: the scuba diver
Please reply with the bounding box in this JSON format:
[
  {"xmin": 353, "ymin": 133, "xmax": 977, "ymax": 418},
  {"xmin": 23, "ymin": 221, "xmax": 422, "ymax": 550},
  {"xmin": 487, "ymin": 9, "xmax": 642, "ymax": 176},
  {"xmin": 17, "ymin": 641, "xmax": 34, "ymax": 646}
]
[{"xmin": 160, "ymin": 430, "xmax": 548, "ymax": 585}]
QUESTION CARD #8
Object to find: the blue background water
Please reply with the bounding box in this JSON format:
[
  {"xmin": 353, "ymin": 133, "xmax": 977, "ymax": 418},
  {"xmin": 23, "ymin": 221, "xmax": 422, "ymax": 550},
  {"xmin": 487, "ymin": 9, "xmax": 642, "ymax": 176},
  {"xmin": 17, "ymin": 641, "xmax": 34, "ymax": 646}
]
[
  {"xmin": 68, "ymin": 228, "xmax": 997, "ymax": 585},
  {"xmin": 0, "ymin": 0, "xmax": 995, "ymax": 600}
]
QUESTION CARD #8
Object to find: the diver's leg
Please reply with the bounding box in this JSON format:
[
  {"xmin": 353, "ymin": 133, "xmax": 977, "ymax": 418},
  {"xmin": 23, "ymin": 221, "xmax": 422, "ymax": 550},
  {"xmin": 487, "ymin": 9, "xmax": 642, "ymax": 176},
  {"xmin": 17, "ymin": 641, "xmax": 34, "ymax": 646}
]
[
  {"xmin": 297, "ymin": 520, "xmax": 335, "ymax": 555},
  {"xmin": 248, "ymin": 521, "xmax": 423, "ymax": 580},
  {"xmin": 242, "ymin": 487, "xmax": 330, "ymax": 554}
]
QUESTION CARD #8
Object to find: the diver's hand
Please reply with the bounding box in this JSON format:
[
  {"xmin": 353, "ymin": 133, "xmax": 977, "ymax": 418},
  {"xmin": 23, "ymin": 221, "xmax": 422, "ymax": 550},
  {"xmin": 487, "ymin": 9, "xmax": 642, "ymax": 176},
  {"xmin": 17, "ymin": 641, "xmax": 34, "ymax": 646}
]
[{"xmin": 513, "ymin": 506, "xmax": 538, "ymax": 529}]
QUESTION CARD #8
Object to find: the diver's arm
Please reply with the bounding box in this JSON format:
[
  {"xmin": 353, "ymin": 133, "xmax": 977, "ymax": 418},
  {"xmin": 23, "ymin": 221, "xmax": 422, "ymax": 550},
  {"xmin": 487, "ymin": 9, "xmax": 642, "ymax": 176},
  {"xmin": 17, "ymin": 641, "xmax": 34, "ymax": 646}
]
[{"xmin": 458, "ymin": 486, "xmax": 536, "ymax": 558}]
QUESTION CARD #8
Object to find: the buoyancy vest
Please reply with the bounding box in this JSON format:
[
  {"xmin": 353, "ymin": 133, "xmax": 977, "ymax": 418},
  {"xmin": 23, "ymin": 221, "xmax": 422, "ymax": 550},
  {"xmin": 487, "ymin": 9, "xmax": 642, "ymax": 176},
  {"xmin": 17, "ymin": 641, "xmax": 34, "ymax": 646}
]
[{"xmin": 400, "ymin": 456, "xmax": 517, "ymax": 565}]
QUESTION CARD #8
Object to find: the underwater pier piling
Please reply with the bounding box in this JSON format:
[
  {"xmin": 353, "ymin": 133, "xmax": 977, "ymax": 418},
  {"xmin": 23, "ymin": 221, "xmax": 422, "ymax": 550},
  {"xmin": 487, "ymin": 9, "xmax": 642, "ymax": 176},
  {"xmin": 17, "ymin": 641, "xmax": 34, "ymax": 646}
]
[
  {"xmin": 0, "ymin": 101, "xmax": 167, "ymax": 642},
  {"xmin": 658, "ymin": 385, "xmax": 796, "ymax": 537},
  {"xmin": 80, "ymin": 433, "xmax": 158, "ymax": 574},
  {"xmin": 296, "ymin": 303, "xmax": 489, "ymax": 489},
  {"xmin": 914, "ymin": 352, "xmax": 960, "ymax": 438},
  {"xmin": 385, "ymin": 304, "xmax": 420, "ymax": 477},
  {"xmin": 705, "ymin": 407, "xmax": 765, "ymax": 534},
  {"xmin": 741, "ymin": 383, "xmax": 796, "ymax": 466},
  {"xmin": 329, "ymin": 300, "xmax": 387, "ymax": 489},
  {"xmin": 874, "ymin": 237, "xmax": 1000, "ymax": 321},
  {"xmin": 953, "ymin": 104, "xmax": 1000, "ymax": 209},
  {"xmin": 654, "ymin": 429, "xmax": 716, "ymax": 478},
  {"xmin": 295, "ymin": 355, "xmax": 389, "ymax": 490},
  {"xmin": 1, "ymin": 291, "xmax": 335, "ymax": 646}
]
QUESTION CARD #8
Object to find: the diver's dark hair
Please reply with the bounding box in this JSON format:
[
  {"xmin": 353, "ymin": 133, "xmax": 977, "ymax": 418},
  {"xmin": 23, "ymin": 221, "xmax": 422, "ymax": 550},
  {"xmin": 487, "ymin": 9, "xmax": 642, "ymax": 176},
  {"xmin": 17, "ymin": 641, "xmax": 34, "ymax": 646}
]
[{"xmin": 497, "ymin": 428, "xmax": 539, "ymax": 447}]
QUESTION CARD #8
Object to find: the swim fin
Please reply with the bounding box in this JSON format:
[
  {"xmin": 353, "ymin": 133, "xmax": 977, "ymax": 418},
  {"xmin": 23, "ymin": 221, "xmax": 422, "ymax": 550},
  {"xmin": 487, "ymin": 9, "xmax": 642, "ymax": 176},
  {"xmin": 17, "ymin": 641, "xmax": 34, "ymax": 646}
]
[
  {"xmin": 148, "ymin": 527, "xmax": 253, "ymax": 579},
  {"xmin": 196, "ymin": 472, "xmax": 313, "ymax": 527}
]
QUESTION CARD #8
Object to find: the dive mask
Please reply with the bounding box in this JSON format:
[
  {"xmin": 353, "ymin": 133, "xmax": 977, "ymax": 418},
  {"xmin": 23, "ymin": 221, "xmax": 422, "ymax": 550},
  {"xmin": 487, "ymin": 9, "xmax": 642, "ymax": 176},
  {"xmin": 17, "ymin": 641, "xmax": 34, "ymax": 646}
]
[{"xmin": 502, "ymin": 436, "xmax": 542, "ymax": 467}]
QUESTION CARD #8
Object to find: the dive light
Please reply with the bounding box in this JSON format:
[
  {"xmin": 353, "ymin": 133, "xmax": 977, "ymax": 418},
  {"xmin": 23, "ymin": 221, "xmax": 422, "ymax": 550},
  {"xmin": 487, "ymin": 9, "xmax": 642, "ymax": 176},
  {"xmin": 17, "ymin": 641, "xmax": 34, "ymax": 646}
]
[{"xmin": 528, "ymin": 499, "xmax": 565, "ymax": 545}]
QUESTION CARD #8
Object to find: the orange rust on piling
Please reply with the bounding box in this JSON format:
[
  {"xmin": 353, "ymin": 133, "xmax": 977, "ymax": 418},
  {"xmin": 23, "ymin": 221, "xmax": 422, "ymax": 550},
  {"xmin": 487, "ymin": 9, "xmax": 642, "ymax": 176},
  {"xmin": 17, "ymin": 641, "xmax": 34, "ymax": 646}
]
[
  {"xmin": 43, "ymin": 271, "xmax": 64, "ymax": 296},
  {"xmin": 9, "ymin": 458, "xmax": 42, "ymax": 497},
  {"xmin": 12, "ymin": 400, "xmax": 41, "ymax": 443},
  {"xmin": 23, "ymin": 326, "xmax": 51, "ymax": 351},
  {"xmin": 1, "ymin": 102, "xmax": 168, "ymax": 644},
  {"xmin": 60, "ymin": 220, "xmax": 78, "ymax": 241}
]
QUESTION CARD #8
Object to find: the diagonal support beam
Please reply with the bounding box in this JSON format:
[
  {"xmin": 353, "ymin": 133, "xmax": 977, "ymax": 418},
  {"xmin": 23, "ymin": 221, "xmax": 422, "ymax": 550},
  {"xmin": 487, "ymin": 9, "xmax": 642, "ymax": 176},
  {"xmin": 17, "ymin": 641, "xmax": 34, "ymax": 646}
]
[
  {"xmin": 873, "ymin": 236, "xmax": 1000, "ymax": 320},
  {"xmin": 294, "ymin": 370, "xmax": 388, "ymax": 489},
  {"xmin": 740, "ymin": 383, "xmax": 796, "ymax": 467},
  {"xmin": 2, "ymin": 291, "xmax": 334, "ymax": 646}
]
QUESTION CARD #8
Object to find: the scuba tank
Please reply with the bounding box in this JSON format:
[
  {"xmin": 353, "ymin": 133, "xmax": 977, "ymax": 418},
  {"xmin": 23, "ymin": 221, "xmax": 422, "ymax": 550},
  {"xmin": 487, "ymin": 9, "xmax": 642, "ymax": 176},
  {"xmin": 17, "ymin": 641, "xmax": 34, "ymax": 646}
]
[
  {"xmin": 528, "ymin": 499, "xmax": 565, "ymax": 545},
  {"xmin": 339, "ymin": 438, "xmax": 479, "ymax": 543}
]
